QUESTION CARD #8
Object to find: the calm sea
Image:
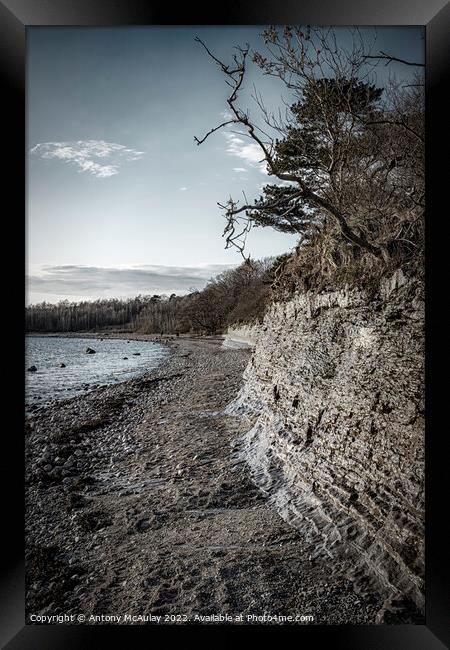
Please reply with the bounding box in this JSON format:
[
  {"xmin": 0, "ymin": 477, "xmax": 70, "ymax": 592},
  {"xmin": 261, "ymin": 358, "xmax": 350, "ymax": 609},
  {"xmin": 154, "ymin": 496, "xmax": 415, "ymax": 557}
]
[{"xmin": 25, "ymin": 336, "xmax": 168, "ymax": 408}]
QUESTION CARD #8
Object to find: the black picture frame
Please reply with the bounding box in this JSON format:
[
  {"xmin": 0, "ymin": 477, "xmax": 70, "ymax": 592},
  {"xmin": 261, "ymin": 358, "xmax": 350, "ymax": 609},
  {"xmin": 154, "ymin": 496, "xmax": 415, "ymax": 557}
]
[{"xmin": 1, "ymin": 1, "xmax": 448, "ymax": 646}]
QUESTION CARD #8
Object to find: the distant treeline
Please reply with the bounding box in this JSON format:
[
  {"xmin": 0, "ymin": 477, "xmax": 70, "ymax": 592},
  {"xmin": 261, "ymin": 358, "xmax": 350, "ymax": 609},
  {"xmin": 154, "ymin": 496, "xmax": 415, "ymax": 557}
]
[{"xmin": 25, "ymin": 260, "xmax": 275, "ymax": 335}]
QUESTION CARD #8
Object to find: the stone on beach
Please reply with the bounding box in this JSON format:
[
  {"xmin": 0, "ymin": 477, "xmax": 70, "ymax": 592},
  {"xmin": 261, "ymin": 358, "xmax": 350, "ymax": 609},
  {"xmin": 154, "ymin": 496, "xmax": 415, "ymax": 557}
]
[{"xmin": 24, "ymin": 336, "xmax": 401, "ymax": 624}]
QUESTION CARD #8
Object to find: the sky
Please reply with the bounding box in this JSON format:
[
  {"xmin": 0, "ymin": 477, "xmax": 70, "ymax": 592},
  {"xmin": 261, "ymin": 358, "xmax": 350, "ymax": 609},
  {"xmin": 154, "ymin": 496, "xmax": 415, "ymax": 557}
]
[{"xmin": 26, "ymin": 26, "xmax": 424, "ymax": 304}]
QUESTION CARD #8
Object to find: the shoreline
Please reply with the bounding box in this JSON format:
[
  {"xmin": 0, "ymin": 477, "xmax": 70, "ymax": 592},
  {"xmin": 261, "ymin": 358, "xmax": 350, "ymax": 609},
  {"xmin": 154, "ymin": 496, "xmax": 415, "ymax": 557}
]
[
  {"xmin": 26, "ymin": 338, "xmax": 384, "ymax": 624},
  {"xmin": 26, "ymin": 331, "xmax": 225, "ymax": 343},
  {"xmin": 25, "ymin": 333, "xmax": 178, "ymax": 414}
]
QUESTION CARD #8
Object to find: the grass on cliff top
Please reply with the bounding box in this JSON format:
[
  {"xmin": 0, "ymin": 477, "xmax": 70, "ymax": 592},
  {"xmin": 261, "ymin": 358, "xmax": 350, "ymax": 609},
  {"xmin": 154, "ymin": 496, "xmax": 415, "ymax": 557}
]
[{"xmin": 268, "ymin": 222, "xmax": 424, "ymax": 300}]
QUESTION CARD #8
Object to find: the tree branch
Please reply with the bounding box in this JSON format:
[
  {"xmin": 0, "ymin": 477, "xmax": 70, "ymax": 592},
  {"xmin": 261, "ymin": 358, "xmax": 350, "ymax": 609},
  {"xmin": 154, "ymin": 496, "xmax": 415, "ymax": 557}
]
[
  {"xmin": 365, "ymin": 119, "xmax": 424, "ymax": 143},
  {"xmin": 364, "ymin": 51, "xmax": 425, "ymax": 67},
  {"xmin": 194, "ymin": 119, "xmax": 240, "ymax": 145},
  {"xmin": 195, "ymin": 36, "xmax": 386, "ymax": 260}
]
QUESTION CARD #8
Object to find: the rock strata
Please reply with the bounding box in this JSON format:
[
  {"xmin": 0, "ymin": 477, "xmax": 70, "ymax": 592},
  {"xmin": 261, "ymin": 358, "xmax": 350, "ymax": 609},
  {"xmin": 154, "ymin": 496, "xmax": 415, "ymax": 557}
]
[{"xmin": 227, "ymin": 270, "xmax": 425, "ymax": 617}]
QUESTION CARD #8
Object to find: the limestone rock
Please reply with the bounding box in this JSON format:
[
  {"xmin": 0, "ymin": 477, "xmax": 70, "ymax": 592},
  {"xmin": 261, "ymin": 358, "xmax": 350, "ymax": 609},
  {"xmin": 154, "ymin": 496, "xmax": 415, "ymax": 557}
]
[{"xmin": 228, "ymin": 270, "xmax": 424, "ymax": 612}]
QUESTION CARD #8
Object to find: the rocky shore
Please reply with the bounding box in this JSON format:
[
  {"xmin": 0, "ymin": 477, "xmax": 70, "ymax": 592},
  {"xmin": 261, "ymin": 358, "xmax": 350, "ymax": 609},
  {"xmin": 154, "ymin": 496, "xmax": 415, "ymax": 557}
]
[
  {"xmin": 26, "ymin": 337, "xmax": 391, "ymax": 625},
  {"xmin": 225, "ymin": 273, "xmax": 425, "ymax": 623}
]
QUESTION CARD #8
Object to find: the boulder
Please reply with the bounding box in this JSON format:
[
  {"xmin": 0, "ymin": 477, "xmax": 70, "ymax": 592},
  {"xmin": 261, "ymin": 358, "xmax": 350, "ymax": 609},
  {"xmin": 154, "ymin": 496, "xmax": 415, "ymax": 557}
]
[
  {"xmin": 59, "ymin": 363, "xmax": 66, "ymax": 368},
  {"xmin": 85, "ymin": 347, "xmax": 96, "ymax": 354},
  {"xmin": 28, "ymin": 365, "xmax": 37, "ymax": 372},
  {"xmin": 132, "ymin": 352, "xmax": 141, "ymax": 356}
]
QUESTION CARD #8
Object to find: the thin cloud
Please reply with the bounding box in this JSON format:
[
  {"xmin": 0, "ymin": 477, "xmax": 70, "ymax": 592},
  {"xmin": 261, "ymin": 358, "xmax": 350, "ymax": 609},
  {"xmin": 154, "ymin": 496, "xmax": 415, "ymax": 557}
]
[
  {"xmin": 179, "ymin": 186, "xmax": 188, "ymax": 191},
  {"xmin": 224, "ymin": 132, "xmax": 268, "ymax": 175},
  {"xmin": 232, "ymin": 167, "xmax": 247, "ymax": 173},
  {"xmin": 26, "ymin": 263, "xmax": 238, "ymax": 304},
  {"xmin": 29, "ymin": 140, "xmax": 145, "ymax": 178}
]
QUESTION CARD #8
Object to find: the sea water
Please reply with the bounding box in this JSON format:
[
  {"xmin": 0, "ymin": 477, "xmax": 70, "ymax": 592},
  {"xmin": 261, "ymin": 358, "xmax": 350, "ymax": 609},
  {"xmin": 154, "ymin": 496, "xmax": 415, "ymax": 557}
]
[{"xmin": 25, "ymin": 335, "xmax": 168, "ymax": 407}]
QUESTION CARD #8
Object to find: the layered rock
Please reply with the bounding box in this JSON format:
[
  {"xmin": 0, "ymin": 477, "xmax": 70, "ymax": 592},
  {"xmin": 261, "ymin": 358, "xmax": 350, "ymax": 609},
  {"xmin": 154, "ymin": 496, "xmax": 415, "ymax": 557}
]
[{"xmin": 227, "ymin": 270, "xmax": 425, "ymax": 612}]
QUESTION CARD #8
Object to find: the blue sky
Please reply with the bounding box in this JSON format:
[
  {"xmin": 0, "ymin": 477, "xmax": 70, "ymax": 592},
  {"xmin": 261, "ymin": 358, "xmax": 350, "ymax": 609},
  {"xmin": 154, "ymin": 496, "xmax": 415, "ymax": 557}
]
[{"xmin": 26, "ymin": 26, "xmax": 424, "ymax": 304}]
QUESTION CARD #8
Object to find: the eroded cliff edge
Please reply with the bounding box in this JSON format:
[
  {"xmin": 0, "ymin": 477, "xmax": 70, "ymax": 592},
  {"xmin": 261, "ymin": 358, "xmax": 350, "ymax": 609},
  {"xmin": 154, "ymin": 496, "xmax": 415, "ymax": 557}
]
[{"xmin": 226, "ymin": 270, "xmax": 424, "ymax": 615}]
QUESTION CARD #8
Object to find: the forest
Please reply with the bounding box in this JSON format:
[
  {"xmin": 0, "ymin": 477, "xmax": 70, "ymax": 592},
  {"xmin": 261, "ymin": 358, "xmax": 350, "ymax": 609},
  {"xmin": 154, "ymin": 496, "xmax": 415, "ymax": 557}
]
[{"xmin": 25, "ymin": 259, "xmax": 274, "ymax": 334}]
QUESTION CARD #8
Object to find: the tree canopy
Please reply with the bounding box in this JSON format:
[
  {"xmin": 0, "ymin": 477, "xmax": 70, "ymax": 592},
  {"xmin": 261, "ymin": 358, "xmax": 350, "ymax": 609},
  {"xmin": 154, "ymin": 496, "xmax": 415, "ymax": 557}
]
[{"xmin": 195, "ymin": 26, "xmax": 424, "ymax": 288}]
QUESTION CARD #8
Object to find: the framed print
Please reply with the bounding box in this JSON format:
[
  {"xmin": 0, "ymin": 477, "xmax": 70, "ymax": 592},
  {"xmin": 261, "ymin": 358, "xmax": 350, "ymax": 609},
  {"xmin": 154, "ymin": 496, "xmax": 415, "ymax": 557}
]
[{"xmin": 1, "ymin": 0, "xmax": 449, "ymax": 647}]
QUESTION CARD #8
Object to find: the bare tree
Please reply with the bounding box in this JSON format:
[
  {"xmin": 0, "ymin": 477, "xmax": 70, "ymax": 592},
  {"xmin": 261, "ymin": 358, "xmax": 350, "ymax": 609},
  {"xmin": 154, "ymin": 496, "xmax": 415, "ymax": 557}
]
[{"xmin": 194, "ymin": 27, "xmax": 424, "ymax": 271}]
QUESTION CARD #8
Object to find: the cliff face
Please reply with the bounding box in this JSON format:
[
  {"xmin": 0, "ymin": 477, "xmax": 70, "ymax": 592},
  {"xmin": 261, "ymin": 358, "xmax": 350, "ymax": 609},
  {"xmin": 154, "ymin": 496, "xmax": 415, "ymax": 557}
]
[{"xmin": 226, "ymin": 270, "xmax": 425, "ymax": 612}]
